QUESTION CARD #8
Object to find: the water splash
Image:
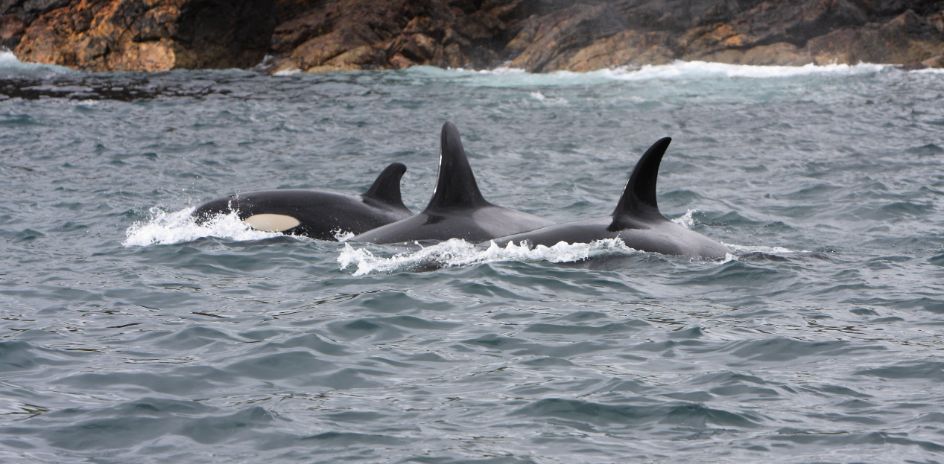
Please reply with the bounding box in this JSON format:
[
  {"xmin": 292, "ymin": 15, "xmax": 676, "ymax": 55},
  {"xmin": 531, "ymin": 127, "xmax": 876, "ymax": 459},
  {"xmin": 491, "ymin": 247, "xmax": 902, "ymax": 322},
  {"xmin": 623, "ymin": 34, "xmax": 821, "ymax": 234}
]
[
  {"xmin": 333, "ymin": 230, "xmax": 356, "ymax": 242},
  {"xmin": 672, "ymin": 209, "xmax": 697, "ymax": 229},
  {"xmin": 122, "ymin": 207, "xmax": 279, "ymax": 246},
  {"xmin": 338, "ymin": 238, "xmax": 638, "ymax": 276}
]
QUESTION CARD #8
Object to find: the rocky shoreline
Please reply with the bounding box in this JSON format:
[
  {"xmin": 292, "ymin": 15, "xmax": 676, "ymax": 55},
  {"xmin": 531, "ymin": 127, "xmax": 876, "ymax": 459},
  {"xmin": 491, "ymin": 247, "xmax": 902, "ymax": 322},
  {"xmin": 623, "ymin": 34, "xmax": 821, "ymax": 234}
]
[{"xmin": 2, "ymin": 0, "xmax": 943, "ymax": 73}]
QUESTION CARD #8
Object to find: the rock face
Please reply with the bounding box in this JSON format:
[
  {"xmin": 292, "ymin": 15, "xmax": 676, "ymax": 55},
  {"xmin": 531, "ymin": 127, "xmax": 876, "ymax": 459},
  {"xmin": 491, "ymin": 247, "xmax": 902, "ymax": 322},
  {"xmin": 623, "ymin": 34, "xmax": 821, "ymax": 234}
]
[
  {"xmin": 267, "ymin": 0, "xmax": 509, "ymax": 73},
  {"xmin": 4, "ymin": 0, "xmax": 274, "ymax": 71},
  {"xmin": 2, "ymin": 0, "xmax": 943, "ymax": 72}
]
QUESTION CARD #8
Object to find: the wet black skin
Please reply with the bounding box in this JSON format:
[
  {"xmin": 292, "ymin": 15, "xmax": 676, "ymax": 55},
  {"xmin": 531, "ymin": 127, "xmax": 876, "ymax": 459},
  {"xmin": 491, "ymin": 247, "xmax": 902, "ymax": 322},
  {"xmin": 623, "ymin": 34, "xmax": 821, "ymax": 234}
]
[
  {"xmin": 490, "ymin": 138, "xmax": 730, "ymax": 259},
  {"xmin": 192, "ymin": 163, "xmax": 412, "ymax": 241},
  {"xmin": 351, "ymin": 122, "xmax": 551, "ymax": 244}
]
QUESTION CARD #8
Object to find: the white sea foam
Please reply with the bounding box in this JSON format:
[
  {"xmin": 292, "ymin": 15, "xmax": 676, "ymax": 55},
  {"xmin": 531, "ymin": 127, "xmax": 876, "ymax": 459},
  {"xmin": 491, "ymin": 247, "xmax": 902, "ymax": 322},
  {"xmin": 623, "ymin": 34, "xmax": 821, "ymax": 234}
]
[
  {"xmin": 0, "ymin": 50, "xmax": 17, "ymax": 65},
  {"xmin": 912, "ymin": 67, "xmax": 944, "ymax": 75},
  {"xmin": 0, "ymin": 49, "xmax": 72, "ymax": 74},
  {"xmin": 333, "ymin": 230, "xmax": 356, "ymax": 242},
  {"xmin": 337, "ymin": 238, "xmax": 638, "ymax": 276},
  {"xmin": 724, "ymin": 243, "xmax": 807, "ymax": 254},
  {"xmin": 411, "ymin": 61, "xmax": 895, "ymax": 87},
  {"xmin": 529, "ymin": 90, "xmax": 568, "ymax": 105},
  {"xmin": 603, "ymin": 61, "xmax": 887, "ymax": 80},
  {"xmin": 122, "ymin": 207, "xmax": 280, "ymax": 247},
  {"xmin": 273, "ymin": 68, "xmax": 302, "ymax": 76}
]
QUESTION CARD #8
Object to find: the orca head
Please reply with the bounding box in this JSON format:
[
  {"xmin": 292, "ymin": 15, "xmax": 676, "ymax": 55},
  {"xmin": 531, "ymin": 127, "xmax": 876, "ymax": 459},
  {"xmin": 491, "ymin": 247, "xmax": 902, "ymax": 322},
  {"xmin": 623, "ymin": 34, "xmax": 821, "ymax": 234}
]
[
  {"xmin": 363, "ymin": 162, "xmax": 408, "ymax": 211},
  {"xmin": 609, "ymin": 137, "xmax": 671, "ymax": 231},
  {"xmin": 423, "ymin": 122, "xmax": 491, "ymax": 213}
]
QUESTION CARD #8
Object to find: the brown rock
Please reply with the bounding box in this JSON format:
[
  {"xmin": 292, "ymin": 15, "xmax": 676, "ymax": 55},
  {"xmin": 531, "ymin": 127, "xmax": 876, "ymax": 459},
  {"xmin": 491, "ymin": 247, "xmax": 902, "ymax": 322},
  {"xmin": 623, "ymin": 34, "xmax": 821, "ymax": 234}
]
[
  {"xmin": 507, "ymin": 3, "xmax": 627, "ymax": 72},
  {"xmin": 389, "ymin": 52, "xmax": 415, "ymax": 69},
  {"xmin": 395, "ymin": 32, "xmax": 439, "ymax": 63},
  {"xmin": 695, "ymin": 42, "xmax": 811, "ymax": 66},
  {"xmin": 565, "ymin": 30, "xmax": 675, "ymax": 71},
  {"xmin": 922, "ymin": 54, "xmax": 944, "ymax": 67},
  {"xmin": 12, "ymin": 0, "xmax": 274, "ymax": 71}
]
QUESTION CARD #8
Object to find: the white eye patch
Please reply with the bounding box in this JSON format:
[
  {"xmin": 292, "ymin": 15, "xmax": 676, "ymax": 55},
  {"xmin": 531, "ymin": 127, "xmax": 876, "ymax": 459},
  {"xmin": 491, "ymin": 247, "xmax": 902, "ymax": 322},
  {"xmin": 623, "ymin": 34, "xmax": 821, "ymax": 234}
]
[{"xmin": 243, "ymin": 214, "xmax": 301, "ymax": 232}]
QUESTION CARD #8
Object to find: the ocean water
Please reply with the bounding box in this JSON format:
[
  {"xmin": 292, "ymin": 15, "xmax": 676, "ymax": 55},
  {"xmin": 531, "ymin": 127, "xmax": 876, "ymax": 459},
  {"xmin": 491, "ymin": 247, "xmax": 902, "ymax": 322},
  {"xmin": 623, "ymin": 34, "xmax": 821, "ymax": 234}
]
[{"xmin": 1, "ymin": 49, "xmax": 944, "ymax": 462}]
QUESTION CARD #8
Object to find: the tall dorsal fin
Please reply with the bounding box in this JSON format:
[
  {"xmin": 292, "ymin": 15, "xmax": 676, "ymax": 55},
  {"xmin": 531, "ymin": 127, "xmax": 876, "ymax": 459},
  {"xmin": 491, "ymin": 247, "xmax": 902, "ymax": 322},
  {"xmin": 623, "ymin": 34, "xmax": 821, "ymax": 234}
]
[
  {"xmin": 612, "ymin": 137, "xmax": 672, "ymax": 223},
  {"xmin": 363, "ymin": 162, "xmax": 408, "ymax": 209},
  {"xmin": 424, "ymin": 122, "xmax": 490, "ymax": 211}
]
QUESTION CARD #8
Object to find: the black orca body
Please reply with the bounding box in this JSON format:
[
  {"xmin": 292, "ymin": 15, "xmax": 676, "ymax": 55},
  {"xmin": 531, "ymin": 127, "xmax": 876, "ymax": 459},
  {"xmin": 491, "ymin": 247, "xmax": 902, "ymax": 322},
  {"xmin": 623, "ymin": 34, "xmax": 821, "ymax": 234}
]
[
  {"xmin": 491, "ymin": 138, "xmax": 730, "ymax": 258},
  {"xmin": 193, "ymin": 163, "xmax": 412, "ymax": 241},
  {"xmin": 350, "ymin": 122, "xmax": 551, "ymax": 244}
]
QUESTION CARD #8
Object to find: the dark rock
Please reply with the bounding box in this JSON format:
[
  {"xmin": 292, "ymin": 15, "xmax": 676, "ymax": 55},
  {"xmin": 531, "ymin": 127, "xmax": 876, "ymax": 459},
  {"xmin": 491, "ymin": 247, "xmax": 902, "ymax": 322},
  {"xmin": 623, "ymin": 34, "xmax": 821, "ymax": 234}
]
[
  {"xmin": 808, "ymin": 9, "xmax": 944, "ymax": 65},
  {"xmin": 0, "ymin": 14, "xmax": 25, "ymax": 49}
]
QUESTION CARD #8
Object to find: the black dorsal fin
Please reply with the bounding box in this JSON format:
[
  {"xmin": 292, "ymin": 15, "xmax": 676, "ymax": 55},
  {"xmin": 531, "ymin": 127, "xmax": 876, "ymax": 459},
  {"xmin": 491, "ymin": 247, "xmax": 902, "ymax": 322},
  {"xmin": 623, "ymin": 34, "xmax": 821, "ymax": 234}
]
[
  {"xmin": 363, "ymin": 162, "xmax": 408, "ymax": 209},
  {"xmin": 611, "ymin": 137, "xmax": 672, "ymax": 223},
  {"xmin": 424, "ymin": 122, "xmax": 490, "ymax": 211}
]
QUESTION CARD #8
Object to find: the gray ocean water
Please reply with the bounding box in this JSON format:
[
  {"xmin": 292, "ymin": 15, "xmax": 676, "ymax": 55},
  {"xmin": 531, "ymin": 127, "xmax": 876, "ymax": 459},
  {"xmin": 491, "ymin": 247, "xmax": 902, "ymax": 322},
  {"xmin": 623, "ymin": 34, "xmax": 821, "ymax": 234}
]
[{"xmin": 1, "ymin": 52, "xmax": 943, "ymax": 462}]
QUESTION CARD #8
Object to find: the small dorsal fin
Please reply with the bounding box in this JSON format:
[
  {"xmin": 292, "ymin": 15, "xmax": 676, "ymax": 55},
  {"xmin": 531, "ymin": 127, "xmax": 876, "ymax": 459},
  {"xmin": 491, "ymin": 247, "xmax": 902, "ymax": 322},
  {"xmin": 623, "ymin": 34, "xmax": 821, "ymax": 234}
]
[
  {"xmin": 363, "ymin": 162, "xmax": 408, "ymax": 209},
  {"xmin": 611, "ymin": 137, "xmax": 672, "ymax": 224},
  {"xmin": 424, "ymin": 122, "xmax": 489, "ymax": 211}
]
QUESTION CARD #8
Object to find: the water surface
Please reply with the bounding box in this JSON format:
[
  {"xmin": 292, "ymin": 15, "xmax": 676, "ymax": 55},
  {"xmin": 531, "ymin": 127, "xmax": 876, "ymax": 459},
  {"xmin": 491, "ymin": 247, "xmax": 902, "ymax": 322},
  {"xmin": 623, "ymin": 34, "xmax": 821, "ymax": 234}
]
[{"xmin": 2, "ymin": 52, "xmax": 944, "ymax": 462}]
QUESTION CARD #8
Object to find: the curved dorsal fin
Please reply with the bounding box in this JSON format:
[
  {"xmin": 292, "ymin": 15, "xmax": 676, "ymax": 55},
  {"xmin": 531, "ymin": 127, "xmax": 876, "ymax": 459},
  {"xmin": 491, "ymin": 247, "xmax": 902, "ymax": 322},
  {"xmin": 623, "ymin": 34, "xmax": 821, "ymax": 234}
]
[
  {"xmin": 363, "ymin": 162, "xmax": 408, "ymax": 209},
  {"xmin": 611, "ymin": 137, "xmax": 671, "ymax": 224},
  {"xmin": 424, "ymin": 122, "xmax": 489, "ymax": 211}
]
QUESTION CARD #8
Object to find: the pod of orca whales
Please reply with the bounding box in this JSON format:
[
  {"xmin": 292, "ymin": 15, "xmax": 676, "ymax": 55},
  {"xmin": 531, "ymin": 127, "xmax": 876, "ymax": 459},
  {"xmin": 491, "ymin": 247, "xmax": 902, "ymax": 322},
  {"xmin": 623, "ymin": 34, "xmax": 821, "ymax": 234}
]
[{"xmin": 193, "ymin": 122, "xmax": 730, "ymax": 259}]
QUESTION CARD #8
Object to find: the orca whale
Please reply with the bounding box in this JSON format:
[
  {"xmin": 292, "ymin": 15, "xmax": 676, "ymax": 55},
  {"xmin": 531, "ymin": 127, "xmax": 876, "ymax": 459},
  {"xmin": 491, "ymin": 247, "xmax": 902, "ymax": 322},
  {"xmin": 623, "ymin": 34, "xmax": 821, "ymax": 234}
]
[
  {"xmin": 192, "ymin": 162, "xmax": 412, "ymax": 240},
  {"xmin": 350, "ymin": 122, "xmax": 551, "ymax": 244},
  {"xmin": 491, "ymin": 137, "xmax": 730, "ymax": 258}
]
